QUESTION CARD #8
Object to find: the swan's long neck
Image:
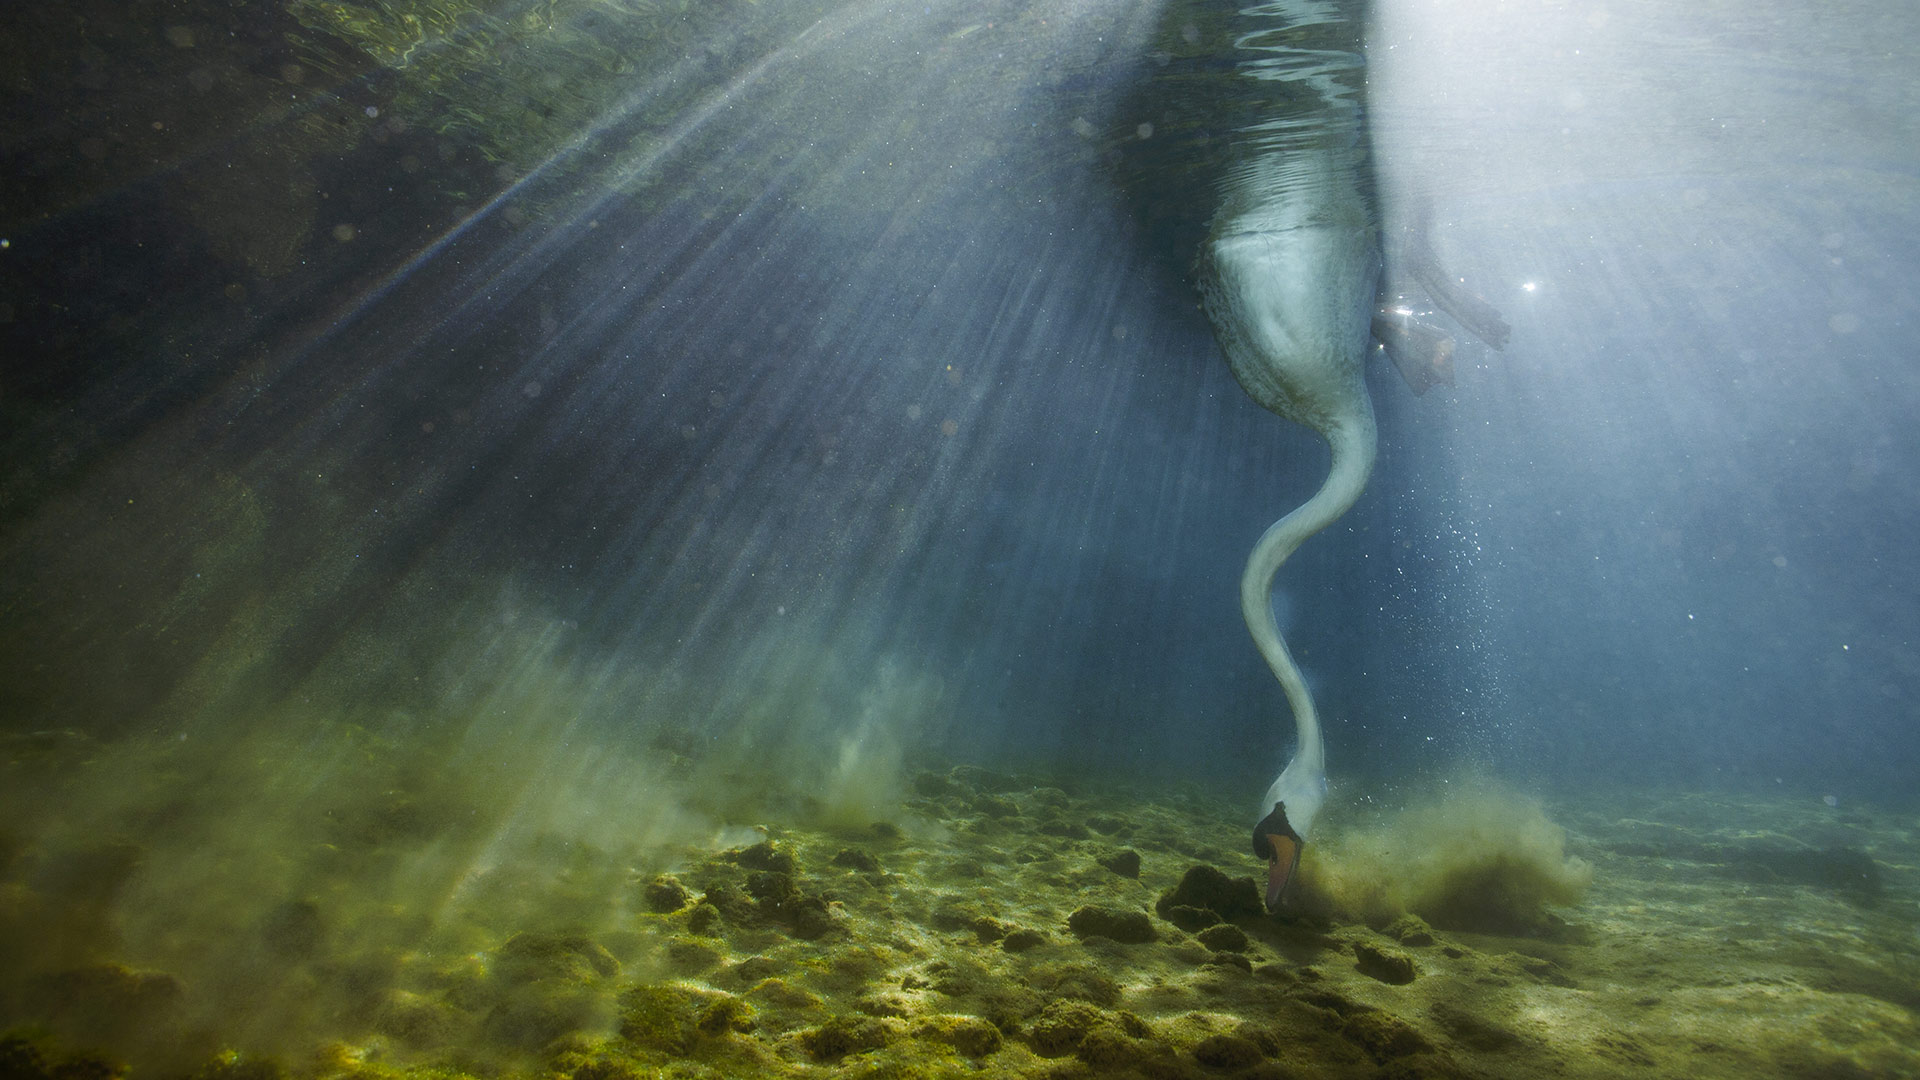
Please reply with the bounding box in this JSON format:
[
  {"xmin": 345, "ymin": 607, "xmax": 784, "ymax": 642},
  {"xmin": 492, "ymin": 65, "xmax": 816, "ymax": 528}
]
[{"xmin": 1245, "ymin": 404, "xmax": 1376, "ymax": 835}]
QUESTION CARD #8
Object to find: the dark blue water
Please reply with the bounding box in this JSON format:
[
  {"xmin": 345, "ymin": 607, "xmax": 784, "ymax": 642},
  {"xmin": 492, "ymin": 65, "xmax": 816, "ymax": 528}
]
[{"xmin": 2, "ymin": 0, "xmax": 1915, "ymax": 815}]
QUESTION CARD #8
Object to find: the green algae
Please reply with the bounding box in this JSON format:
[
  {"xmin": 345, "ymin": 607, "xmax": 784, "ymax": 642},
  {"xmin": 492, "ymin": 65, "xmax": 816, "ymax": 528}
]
[{"xmin": 2, "ymin": 731, "xmax": 1917, "ymax": 1080}]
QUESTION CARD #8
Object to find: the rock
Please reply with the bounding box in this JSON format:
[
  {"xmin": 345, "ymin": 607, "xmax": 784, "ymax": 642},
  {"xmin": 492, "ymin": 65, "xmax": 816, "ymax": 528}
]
[
  {"xmin": 494, "ymin": 933, "xmax": 620, "ymax": 986},
  {"xmin": 1193, "ymin": 1033, "xmax": 1265, "ymax": 1070},
  {"xmin": 1385, "ymin": 914, "xmax": 1436, "ymax": 946},
  {"xmin": 971, "ymin": 916, "xmax": 1008, "ymax": 943},
  {"xmin": 1156, "ymin": 865, "xmax": 1264, "ymax": 923},
  {"xmin": 1067, "ymin": 905, "xmax": 1157, "ymax": 944},
  {"xmin": 1075, "ymin": 1026, "xmax": 1139, "ymax": 1068},
  {"xmin": 1086, "ymin": 815, "xmax": 1129, "ymax": 835},
  {"xmin": 1037, "ymin": 817, "xmax": 1090, "ymax": 839},
  {"xmin": 915, "ymin": 1014, "xmax": 1003, "ymax": 1057},
  {"xmin": 1162, "ymin": 904, "xmax": 1223, "ymax": 933},
  {"xmin": 721, "ymin": 955, "xmax": 782, "ymax": 985},
  {"xmin": 800, "ymin": 1015, "xmax": 894, "ymax": 1060},
  {"xmin": 643, "ymin": 876, "xmax": 691, "ymax": 913},
  {"xmin": 1001, "ymin": 928, "xmax": 1048, "ymax": 952},
  {"xmin": 743, "ymin": 977, "xmax": 822, "ymax": 1012},
  {"xmin": 571, "ymin": 1059, "xmax": 644, "ymax": 1080},
  {"xmin": 687, "ymin": 903, "xmax": 720, "ymax": 935},
  {"xmin": 486, "ymin": 980, "xmax": 609, "ymax": 1049},
  {"xmin": 948, "ymin": 765, "xmax": 1019, "ymax": 793},
  {"xmin": 372, "ymin": 988, "xmax": 460, "ymax": 1048},
  {"xmin": 699, "ymin": 881, "xmax": 757, "ymax": 925},
  {"xmin": 1096, "ymin": 848, "xmax": 1142, "ymax": 878},
  {"xmin": 1029, "ymin": 962, "xmax": 1121, "ymax": 1006},
  {"xmin": 973, "ymin": 795, "xmax": 1019, "ymax": 819},
  {"xmin": 663, "ymin": 937, "xmax": 722, "ymax": 973},
  {"xmin": 1354, "ymin": 942, "xmax": 1416, "ymax": 985},
  {"xmin": 1024, "ymin": 1001, "xmax": 1104, "ymax": 1057},
  {"xmin": 1341, "ymin": 1010, "xmax": 1436, "ymax": 1061},
  {"xmin": 728, "ymin": 841, "xmax": 796, "ymax": 874},
  {"xmin": 1195, "ymin": 924, "xmax": 1251, "ymax": 953},
  {"xmin": 832, "ymin": 848, "xmax": 881, "ymax": 872},
  {"xmin": 745, "ymin": 870, "xmax": 797, "ymax": 903},
  {"xmin": 768, "ymin": 893, "xmax": 838, "ymax": 940},
  {"xmin": 618, "ymin": 984, "xmax": 747, "ymax": 1054},
  {"xmin": 1023, "ymin": 1001, "xmax": 1151, "ymax": 1060},
  {"xmin": 912, "ymin": 772, "xmax": 960, "ymax": 797}
]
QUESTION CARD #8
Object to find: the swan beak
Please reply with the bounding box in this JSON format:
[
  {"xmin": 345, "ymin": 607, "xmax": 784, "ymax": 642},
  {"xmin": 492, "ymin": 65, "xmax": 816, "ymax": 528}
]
[{"xmin": 1264, "ymin": 834, "xmax": 1300, "ymax": 910}]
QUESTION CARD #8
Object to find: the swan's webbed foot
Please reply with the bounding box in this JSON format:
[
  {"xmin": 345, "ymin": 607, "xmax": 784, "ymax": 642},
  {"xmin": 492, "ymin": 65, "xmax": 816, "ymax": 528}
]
[{"xmin": 1252, "ymin": 802, "xmax": 1305, "ymax": 911}]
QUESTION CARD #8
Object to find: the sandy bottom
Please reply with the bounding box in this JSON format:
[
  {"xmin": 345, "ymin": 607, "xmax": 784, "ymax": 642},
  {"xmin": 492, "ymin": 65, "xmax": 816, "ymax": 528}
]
[{"xmin": 3, "ymin": 736, "xmax": 1916, "ymax": 1080}]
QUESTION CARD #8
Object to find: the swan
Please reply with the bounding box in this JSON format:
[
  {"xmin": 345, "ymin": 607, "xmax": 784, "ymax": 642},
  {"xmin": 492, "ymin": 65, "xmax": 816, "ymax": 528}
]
[{"xmin": 1194, "ymin": 6, "xmax": 1380, "ymax": 910}]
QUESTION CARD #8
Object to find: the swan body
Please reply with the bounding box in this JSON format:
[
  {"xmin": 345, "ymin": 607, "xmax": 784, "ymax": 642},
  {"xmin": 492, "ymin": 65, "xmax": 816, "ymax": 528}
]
[{"xmin": 1200, "ymin": 139, "xmax": 1380, "ymax": 906}]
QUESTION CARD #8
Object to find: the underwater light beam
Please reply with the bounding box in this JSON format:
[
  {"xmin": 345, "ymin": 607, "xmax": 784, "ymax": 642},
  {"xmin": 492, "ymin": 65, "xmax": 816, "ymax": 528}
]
[{"xmin": 238, "ymin": 0, "xmax": 902, "ymax": 434}]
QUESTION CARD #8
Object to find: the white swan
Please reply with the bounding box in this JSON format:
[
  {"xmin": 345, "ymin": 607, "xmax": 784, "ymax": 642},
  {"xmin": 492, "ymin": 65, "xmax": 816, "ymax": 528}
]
[{"xmin": 1198, "ymin": 73, "xmax": 1380, "ymax": 911}]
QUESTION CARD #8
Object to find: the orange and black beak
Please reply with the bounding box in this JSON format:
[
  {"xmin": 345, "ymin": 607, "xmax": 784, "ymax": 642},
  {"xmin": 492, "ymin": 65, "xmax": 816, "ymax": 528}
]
[{"xmin": 1252, "ymin": 803, "xmax": 1304, "ymax": 911}]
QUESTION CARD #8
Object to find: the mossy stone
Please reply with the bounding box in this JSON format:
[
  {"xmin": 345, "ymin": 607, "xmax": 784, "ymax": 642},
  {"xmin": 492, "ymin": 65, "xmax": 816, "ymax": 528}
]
[
  {"xmin": 1156, "ymin": 865, "xmax": 1264, "ymax": 922},
  {"xmin": 800, "ymin": 1015, "xmax": 894, "ymax": 1060},
  {"xmin": 643, "ymin": 876, "xmax": 691, "ymax": 913},
  {"xmin": 973, "ymin": 795, "xmax": 1019, "ymax": 819},
  {"xmin": 1355, "ymin": 942, "xmax": 1417, "ymax": 985},
  {"xmin": 1097, "ymin": 849, "xmax": 1142, "ymax": 878},
  {"xmin": 1163, "ymin": 904, "xmax": 1222, "ymax": 933},
  {"xmin": 1385, "ymin": 914, "xmax": 1436, "ymax": 946},
  {"xmin": 618, "ymin": 983, "xmax": 742, "ymax": 1054},
  {"xmin": 915, "ymin": 1015, "xmax": 1002, "ymax": 1057},
  {"xmin": 1193, "ymin": 1033, "xmax": 1265, "ymax": 1070},
  {"xmin": 493, "ymin": 933, "xmax": 620, "ymax": 986},
  {"xmin": 832, "ymin": 848, "xmax": 881, "ymax": 872},
  {"xmin": 1342, "ymin": 1010, "xmax": 1436, "ymax": 1061},
  {"xmin": 729, "ymin": 841, "xmax": 796, "ymax": 874},
  {"xmin": 1066, "ymin": 905, "xmax": 1156, "ymax": 944},
  {"xmin": 1001, "ymin": 928, "xmax": 1048, "ymax": 952},
  {"xmin": 1195, "ymin": 924, "xmax": 1250, "ymax": 953}
]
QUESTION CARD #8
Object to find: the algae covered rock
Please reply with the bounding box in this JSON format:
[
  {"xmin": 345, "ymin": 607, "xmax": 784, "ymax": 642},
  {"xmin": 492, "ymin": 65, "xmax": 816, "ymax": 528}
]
[
  {"xmin": 1001, "ymin": 927, "xmax": 1048, "ymax": 952},
  {"xmin": 727, "ymin": 840, "xmax": 797, "ymax": 874},
  {"xmin": 972, "ymin": 794, "xmax": 1020, "ymax": 819},
  {"xmin": 1096, "ymin": 848, "xmax": 1142, "ymax": 878},
  {"xmin": 371, "ymin": 988, "xmax": 462, "ymax": 1048},
  {"xmin": 494, "ymin": 932, "xmax": 620, "ymax": 986},
  {"xmin": 1028, "ymin": 961, "xmax": 1122, "ymax": 1006},
  {"xmin": 485, "ymin": 933, "xmax": 623, "ymax": 1049},
  {"xmin": 832, "ymin": 848, "xmax": 881, "ymax": 872},
  {"xmin": 1341, "ymin": 1009, "xmax": 1438, "ymax": 1061},
  {"xmin": 1193, "ymin": 1032, "xmax": 1265, "ymax": 1069},
  {"xmin": 799, "ymin": 1014, "xmax": 895, "ymax": 1060},
  {"xmin": 1162, "ymin": 904, "xmax": 1224, "ymax": 933},
  {"xmin": 643, "ymin": 875, "xmax": 691, "ymax": 913},
  {"xmin": 618, "ymin": 983, "xmax": 750, "ymax": 1055},
  {"xmin": 1354, "ymin": 941, "xmax": 1417, "ymax": 985},
  {"xmin": 1195, "ymin": 924, "xmax": 1251, "ymax": 953},
  {"xmin": 1022, "ymin": 1000, "xmax": 1153, "ymax": 1059},
  {"xmin": 1386, "ymin": 913, "xmax": 1437, "ymax": 946},
  {"xmin": 1157, "ymin": 865, "xmax": 1264, "ymax": 923},
  {"xmin": 914, "ymin": 1014, "xmax": 1002, "ymax": 1058},
  {"xmin": 1067, "ymin": 905, "xmax": 1156, "ymax": 944}
]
